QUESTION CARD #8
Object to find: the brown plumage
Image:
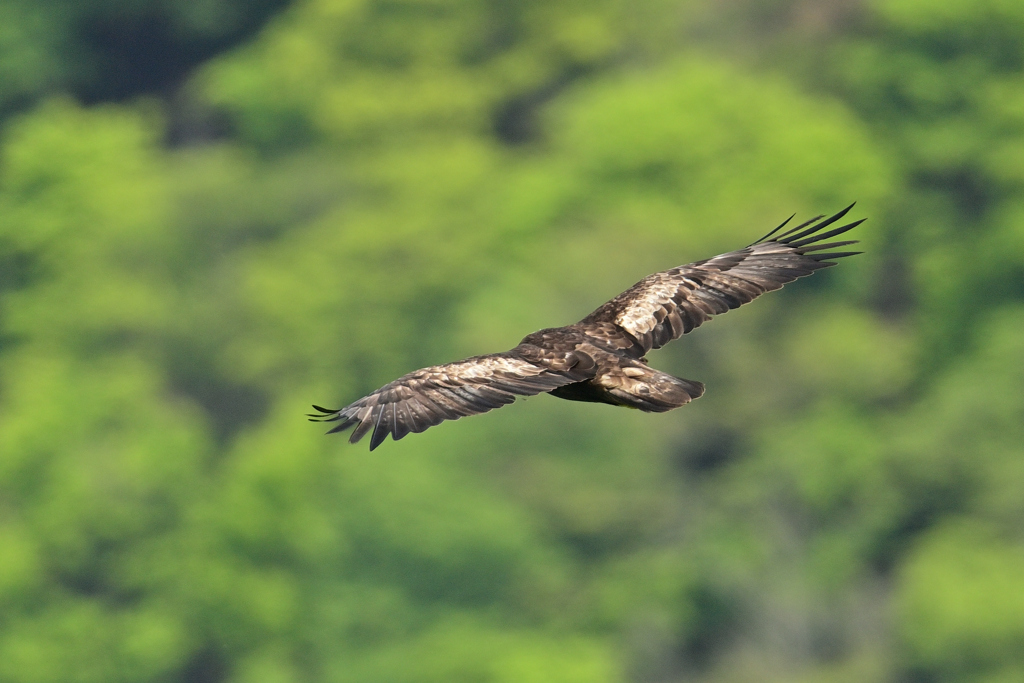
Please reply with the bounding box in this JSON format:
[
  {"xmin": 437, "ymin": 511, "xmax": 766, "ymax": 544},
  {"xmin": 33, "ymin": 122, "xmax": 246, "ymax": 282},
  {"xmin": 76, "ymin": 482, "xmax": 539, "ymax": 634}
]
[{"xmin": 310, "ymin": 205, "xmax": 864, "ymax": 449}]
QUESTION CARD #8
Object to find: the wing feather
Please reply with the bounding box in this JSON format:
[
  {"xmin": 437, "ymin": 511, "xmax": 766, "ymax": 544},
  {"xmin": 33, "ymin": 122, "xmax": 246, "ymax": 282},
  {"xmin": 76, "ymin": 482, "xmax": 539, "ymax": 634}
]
[
  {"xmin": 310, "ymin": 348, "xmax": 595, "ymax": 450},
  {"xmin": 580, "ymin": 205, "xmax": 864, "ymax": 353}
]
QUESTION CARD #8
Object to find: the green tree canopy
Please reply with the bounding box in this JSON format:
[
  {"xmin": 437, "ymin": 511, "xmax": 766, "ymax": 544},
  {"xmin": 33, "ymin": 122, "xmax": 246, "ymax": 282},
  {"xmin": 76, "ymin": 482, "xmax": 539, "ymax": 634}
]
[{"xmin": 1, "ymin": 1, "xmax": 1023, "ymax": 682}]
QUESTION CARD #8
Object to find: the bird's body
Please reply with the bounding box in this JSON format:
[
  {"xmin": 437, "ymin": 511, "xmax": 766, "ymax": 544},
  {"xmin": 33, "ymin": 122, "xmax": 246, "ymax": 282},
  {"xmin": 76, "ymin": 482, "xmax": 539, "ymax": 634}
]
[
  {"xmin": 522, "ymin": 325, "xmax": 704, "ymax": 412},
  {"xmin": 310, "ymin": 205, "xmax": 864, "ymax": 449}
]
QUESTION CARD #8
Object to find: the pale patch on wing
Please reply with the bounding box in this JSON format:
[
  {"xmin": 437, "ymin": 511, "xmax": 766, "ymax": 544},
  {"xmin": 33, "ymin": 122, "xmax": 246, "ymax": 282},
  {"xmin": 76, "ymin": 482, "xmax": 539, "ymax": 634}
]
[
  {"xmin": 614, "ymin": 275, "xmax": 702, "ymax": 338},
  {"xmin": 581, "ymin": 206, "xmax": 864, "ymax": 354}
]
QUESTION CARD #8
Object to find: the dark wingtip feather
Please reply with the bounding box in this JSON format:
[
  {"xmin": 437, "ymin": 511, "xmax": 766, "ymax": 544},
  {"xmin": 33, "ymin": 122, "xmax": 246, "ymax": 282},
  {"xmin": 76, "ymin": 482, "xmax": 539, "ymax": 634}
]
[
  {"xmin": 773, "ymin": 214, "xmax": 825, "ymax": 242},
  {"xmin": 795, "ymin": 239, "xmax": 859, "ymax": 254},
  {"xmin": 789, "ymin": 218, "xmax": 866, "ymax": 248},
  {"xmin": 750, "ymin": 213, "xmax": 796, "ymax": 245},
  {"xmin": 368, "ymin": 407, "xmax": 389, "ymax": 450},
  {"xmin": 778, "ymin": 203, "xmax": 856, "ymax": 244},
  {"xmin": 307, "ymin": 404, "xmax": 340, "ymax": 421},
  {"xmin": 369, "ymin": 430, "xmax": 387, "ymax": 450},
  {"xmin": 808, "ymin": 250, "xmax": 863, "ymax": 262},
  {"xmin": 326, "ymin": 418, "xmax": 357, "ymax": 434},
  {"xmin": 348, "ymin": 414, "xmax": 374, "ymax": 443}
]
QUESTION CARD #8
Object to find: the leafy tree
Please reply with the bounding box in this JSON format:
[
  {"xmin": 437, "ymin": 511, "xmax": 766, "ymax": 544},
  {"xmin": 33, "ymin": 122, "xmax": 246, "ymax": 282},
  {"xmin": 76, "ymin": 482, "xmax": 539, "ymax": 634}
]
[{"xmin": 1, "ymin": 1, "xmax": 1023, "ymax": 682}]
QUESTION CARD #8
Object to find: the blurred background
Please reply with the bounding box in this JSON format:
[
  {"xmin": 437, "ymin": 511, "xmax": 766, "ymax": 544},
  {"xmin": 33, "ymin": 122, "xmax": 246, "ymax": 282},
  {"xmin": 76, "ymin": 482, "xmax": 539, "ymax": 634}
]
[{"xmin": 1, "ymin": 0, "xmax": 1023, "ymax": 681}]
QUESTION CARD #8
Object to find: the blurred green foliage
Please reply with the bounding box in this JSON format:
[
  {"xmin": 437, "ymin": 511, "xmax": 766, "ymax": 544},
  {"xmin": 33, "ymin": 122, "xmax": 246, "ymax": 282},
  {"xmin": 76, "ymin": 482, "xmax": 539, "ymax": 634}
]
[{"xmin": 1, "ymin": 0, "xmax": 1023, "ymax": 681}]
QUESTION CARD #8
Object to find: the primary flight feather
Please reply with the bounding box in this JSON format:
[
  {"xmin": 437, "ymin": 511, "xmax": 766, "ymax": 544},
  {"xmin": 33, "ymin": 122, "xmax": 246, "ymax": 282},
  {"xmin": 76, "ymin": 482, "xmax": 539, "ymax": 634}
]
[{"xmin": 310, "ymin": 204, "xmax": 864, "ymax": 450}]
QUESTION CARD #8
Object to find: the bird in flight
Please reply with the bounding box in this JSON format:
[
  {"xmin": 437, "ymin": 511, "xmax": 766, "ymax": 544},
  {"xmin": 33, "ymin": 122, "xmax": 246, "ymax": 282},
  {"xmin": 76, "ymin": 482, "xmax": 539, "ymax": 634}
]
[{"xmin": 310, "ymin": 205, "xmax": 864, "ymax": 450}]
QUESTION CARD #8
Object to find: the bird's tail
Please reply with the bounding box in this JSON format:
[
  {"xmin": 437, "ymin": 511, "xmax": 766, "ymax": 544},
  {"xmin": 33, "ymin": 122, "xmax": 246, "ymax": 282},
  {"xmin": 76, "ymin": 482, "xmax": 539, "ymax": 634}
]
[{"xmin": 605, "ymin": 366, "xmax": 705, "ymax": 413}]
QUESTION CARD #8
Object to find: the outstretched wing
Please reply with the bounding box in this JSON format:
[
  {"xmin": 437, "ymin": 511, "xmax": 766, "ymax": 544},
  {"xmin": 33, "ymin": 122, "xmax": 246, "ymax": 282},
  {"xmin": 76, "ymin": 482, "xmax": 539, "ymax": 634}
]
[
  {"xmin": 310, "ymin": 348, "xmax": 595, "ymax": 450},
  {"xmin": 580, "ymin": 204, "xmax": 864, "ymax": 354}
]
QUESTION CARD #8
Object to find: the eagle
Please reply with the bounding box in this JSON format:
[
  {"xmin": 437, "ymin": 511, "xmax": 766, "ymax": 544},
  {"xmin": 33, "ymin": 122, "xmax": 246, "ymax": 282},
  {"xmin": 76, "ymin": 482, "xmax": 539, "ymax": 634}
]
[{"xmin": 310, "ymin": 205, "xmax": 864, "ymax": 450}]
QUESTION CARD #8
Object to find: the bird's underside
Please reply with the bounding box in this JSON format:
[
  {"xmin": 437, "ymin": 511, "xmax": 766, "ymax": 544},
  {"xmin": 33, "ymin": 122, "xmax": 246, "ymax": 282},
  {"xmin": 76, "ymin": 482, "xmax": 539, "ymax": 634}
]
[{"xmin": 310, "ymin": 204, "xmax": 865, "ymax": 450}]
